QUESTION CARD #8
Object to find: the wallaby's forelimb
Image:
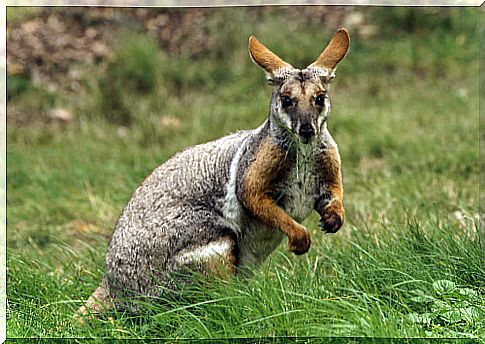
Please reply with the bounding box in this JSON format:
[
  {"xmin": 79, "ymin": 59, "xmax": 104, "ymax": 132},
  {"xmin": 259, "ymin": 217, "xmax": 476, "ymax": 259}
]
[
  {"xmin": 241, "ymin": 138, "xmax": 311, "ymax": 255},
  {"xmin": 315, "ymin": 145, "xmax": 344, "ymax": 233}
]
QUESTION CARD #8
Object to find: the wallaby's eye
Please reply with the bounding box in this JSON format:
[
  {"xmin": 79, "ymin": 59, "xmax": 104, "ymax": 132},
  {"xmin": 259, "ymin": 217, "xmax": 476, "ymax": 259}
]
[
  {"xmin": 315, "ymin": 95, "xmax": 325, "ymax": 107},
  {"xmin": 281, "ymin": 96, "xmax": 293, "ymax": 108}
]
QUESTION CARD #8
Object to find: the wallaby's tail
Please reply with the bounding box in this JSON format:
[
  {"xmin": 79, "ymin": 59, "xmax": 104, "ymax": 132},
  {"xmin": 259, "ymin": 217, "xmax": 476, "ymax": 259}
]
[{"xmin": 77, "ymin": 277, "xmax": 113, "ymax": 318}]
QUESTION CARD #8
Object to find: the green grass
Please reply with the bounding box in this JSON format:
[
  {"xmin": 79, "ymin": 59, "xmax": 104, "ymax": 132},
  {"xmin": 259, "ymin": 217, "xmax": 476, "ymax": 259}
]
[{"xmin": 6, "ymin": 7, "xmax": 483, "ymax": 339}]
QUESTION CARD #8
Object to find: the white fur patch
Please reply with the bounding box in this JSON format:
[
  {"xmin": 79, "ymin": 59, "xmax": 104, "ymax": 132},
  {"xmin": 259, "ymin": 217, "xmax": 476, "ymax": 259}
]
[
  {"xmin": 318, "ymin": 98, "xmax": 331, "ymax": 132},
  {"xmin": 279, "ymin": 109, "xmax": 292, "ymax": 129},
  {"xmin": 303, "ymin": 66, "xmax": 335, "ymax": 83},
  {"xmin": 221, "ymin": 125, "xmax": 264, "ymax": 235},
  {"xmin": 175, "ymin": 238, "xmax": 232, "ymax": 265}
]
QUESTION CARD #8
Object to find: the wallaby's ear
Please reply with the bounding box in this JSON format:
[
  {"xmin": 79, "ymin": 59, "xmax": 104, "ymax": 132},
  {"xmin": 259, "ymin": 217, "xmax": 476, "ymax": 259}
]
[
  {"xmin": 249, "ymin": 35, "xmax": 293, "ymax": 75},
  {"xmin": 309, "ymin": 28, "xmax": 350, "ymax": 70}
]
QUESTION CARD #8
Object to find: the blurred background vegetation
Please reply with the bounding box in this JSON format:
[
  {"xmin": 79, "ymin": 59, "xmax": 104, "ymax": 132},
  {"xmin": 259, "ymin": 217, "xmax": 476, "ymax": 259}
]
[{"xmin": 6, "ymin": 6, "xmax": 483, "ymax": 338}]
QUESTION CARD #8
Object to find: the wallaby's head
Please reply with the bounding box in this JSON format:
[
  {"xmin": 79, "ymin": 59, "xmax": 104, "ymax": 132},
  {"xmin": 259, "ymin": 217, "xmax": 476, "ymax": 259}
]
[{"xmin": 249, "ymin": 29, "xmax": 349, "ymax": 144}]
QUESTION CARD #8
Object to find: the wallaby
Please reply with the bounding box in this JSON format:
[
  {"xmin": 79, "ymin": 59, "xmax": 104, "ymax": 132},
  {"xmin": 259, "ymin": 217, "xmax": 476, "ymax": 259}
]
[{"xmin": 79, "ymin": 28, "xmax": 349, "ymax": 315}]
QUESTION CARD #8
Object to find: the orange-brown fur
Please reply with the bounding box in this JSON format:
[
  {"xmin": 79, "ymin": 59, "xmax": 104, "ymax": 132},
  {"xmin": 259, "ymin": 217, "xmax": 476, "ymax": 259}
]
[
  {"xmin": 204, "ymin": 251, "xmax": 238, "ymax": 278},
  {"xmin": 310, "ymin": 29, "xmax": 350, "ymax": 69},
  {"xmin": 198, "ymin": 238, "xmax": 238, "ymax": 277},
  {"xmin": 249, "ymin": 36, "xmax": 292, "ymax": 73}
]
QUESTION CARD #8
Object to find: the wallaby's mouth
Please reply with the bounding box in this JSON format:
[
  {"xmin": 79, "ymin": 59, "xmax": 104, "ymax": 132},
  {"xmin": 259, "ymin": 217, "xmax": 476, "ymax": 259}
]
[{"xmin": 299, "ymin": 137, "xmax": 314, "ymax": 145}]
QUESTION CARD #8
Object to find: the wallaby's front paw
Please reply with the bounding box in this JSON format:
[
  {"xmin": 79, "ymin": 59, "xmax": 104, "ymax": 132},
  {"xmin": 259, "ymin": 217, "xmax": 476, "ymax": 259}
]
[
  {"xmin": 319, "ymin": 200, "xmax": 344, "ymax": 233},
  {"xmin": 288, "ymin": 225, "xmax": 311, "ymax": 255}
]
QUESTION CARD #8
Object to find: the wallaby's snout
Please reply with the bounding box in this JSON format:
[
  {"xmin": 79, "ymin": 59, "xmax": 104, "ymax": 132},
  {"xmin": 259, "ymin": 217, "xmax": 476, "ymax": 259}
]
[{"xmin": 298, "ymin": 122, "xmax": 316, "ymax": 143}]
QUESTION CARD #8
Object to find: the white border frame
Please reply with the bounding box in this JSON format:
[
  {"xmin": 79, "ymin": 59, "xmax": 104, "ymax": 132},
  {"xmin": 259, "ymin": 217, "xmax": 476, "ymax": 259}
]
[{"xmin": 1, "ymin": 2, "xmax": 482, "ymax": 343}]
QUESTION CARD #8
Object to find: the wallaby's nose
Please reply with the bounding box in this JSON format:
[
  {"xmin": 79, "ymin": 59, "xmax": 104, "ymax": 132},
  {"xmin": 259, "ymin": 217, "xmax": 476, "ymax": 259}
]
[{"xmin": 299, "ymin": 124, "xmax": 315, "ymax": 142}]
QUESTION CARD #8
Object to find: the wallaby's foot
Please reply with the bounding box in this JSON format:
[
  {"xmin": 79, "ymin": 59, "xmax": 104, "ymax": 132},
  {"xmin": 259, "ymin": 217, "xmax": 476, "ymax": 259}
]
[
  {"xmin": 75, "ymin": 283, "xmax": 113, "ymax": 323},
  {"xmin": 287, "ymin": 224, "xmax": 311, "ymax": 255},
  {"xmin": 77, "ymin": 296, "xmax": 110, "ymax": 316},
  {"xmin": 319, "ymin": 200, "xmax": 344, "ymax": 233}
]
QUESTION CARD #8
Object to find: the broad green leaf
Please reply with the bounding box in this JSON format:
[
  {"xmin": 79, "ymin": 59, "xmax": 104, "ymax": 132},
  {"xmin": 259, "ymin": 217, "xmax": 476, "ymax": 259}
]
[
  {"xmin": 433, "ymin": 280, "xmax": 456, "ymax": 296},
  {"xmin": 441, "ymin": 310, "xmax": 463, "ymax": 323},
  {"xmin": 461, "ymin": 307, "xmax": 481, "ymax": 322},
  {"xmin": 457, "ymin": 288, "xmax": 478, "ymax": 300},
  {"xmin": 431, "ymin": 300, "xmax": 452, "ymax": 313},
  {"xmin": 407, "ymin": 312, "xmax": 434, "ymax": 324},
  {"xmin": 410, "ymin": 294, "xmax": 435, "ymax": 304}
]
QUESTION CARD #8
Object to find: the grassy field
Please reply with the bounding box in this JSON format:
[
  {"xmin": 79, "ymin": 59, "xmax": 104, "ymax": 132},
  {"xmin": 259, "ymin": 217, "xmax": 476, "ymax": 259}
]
[{"xmin": 6, "ymin": 7, "xmax": 484, "ymax": 339}]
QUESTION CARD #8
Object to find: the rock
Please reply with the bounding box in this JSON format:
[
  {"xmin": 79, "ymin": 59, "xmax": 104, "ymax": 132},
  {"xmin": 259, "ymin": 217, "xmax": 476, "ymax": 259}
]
[
  {"xmin": 49, "ymin": 108, "xmax": 73, "ymax": 123},
  {"xmin": 159, "ymin": 115, "xmax": 182, "ymax": 129}
]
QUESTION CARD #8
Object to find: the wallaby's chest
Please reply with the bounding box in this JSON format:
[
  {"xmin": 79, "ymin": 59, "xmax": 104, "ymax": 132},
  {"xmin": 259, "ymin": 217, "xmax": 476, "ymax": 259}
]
[{"xmin": 276, "ymin": 144, "xmax": 319, "ymax": 222}]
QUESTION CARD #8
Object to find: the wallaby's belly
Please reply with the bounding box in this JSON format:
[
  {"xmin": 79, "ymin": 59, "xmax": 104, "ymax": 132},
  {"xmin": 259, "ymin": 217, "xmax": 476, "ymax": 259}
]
[
  {"xmin": 237, "ymin": 222, "xmax": 285, "ymax": 266},
  {"xmin": 236, "ymin": 168, "xmax": 318, "ymax": 267},
  {"xmin": 281, "ymin": 159, "xmax": 319, "ymax": 223}
]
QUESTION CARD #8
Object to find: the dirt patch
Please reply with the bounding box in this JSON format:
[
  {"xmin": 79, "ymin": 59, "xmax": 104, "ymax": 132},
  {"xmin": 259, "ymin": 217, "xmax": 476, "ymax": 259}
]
[{"xmin": 7, "ymin": 7, "xmax": 359, "ymax": 127}]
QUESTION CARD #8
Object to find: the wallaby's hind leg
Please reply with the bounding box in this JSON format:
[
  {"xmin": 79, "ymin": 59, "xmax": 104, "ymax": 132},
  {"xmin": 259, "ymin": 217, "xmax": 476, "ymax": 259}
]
[{"xmin": 173, "ymin": 234, "xmax": 238, "ymax": 279}]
